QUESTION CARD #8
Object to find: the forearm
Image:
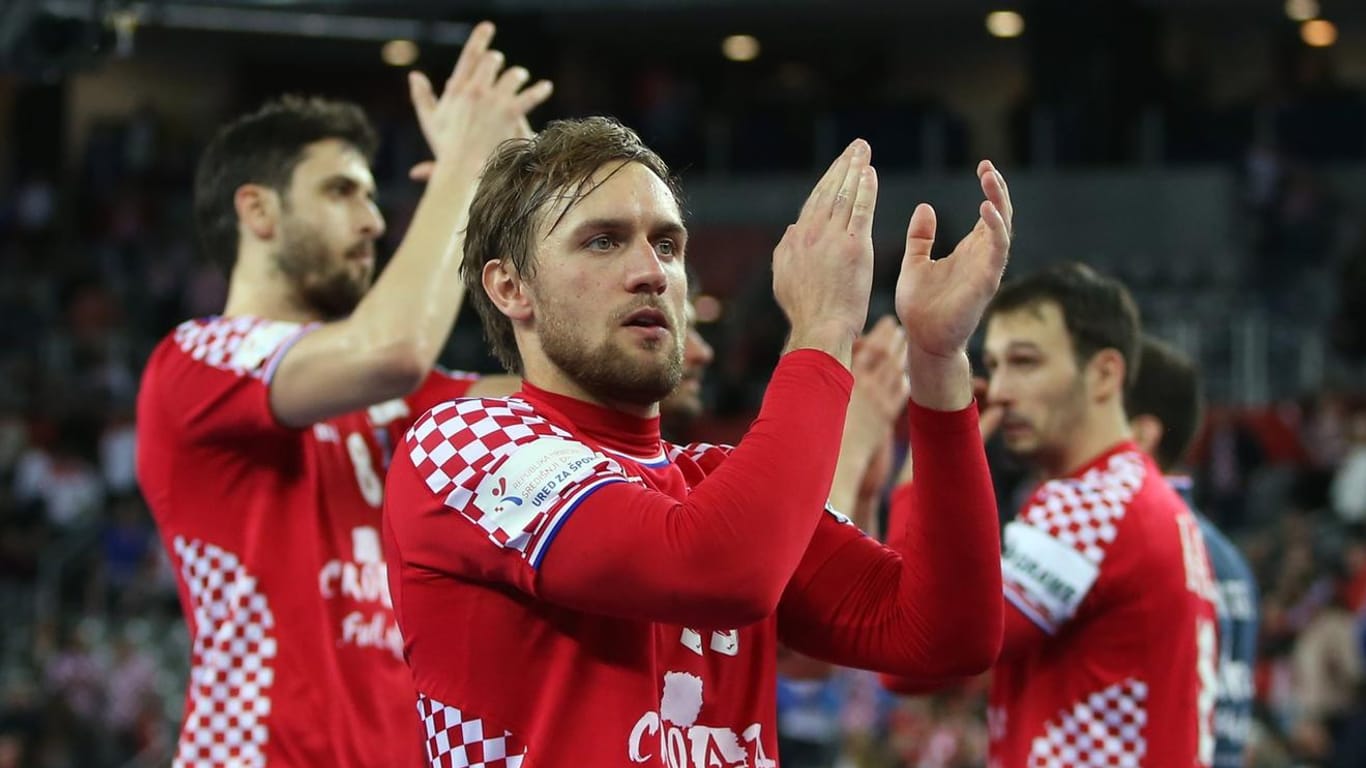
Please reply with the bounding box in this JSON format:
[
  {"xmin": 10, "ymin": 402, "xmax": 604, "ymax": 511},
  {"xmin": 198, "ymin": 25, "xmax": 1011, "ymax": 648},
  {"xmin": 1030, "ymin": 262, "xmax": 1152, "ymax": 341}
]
[
  {"xmin": 890, "ymin": 401, "xmax": 1004, "ymax": 664},
  {"xmin": 779, "ymin": 403, "xmax": 1002, "ymax": 677},
  {"xmin": 347, "ymin": 157, "xmax": 484, "ymax": 370}
]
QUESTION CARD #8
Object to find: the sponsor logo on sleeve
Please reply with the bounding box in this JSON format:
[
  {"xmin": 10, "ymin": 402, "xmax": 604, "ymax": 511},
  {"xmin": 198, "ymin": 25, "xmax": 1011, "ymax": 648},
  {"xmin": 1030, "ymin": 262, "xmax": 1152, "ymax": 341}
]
[
  {"xmin": 1002, "ymin": 521, "xmax": 1101, "ymax": 632},
  {"xmin": 470, "ymin": 439, "xmax": 617, "ymax": 553}
]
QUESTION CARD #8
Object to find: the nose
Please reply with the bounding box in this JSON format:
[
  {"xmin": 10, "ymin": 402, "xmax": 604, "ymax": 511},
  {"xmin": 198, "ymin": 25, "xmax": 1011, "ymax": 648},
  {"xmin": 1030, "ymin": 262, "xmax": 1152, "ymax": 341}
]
[
  {"xmin": 359, "ymin": 200, "xmax": 386, "ymax": 241},
  {"xmin": 625, "ymin": 239, "xmax": 668, "ymax": 296},
  {"xmin": 686, "ymin": 327, "xmax": 714, "ymax": 367},
  {"xmin": 985, "ymin": 371, "xmax": 1011, "ymax": 408}
]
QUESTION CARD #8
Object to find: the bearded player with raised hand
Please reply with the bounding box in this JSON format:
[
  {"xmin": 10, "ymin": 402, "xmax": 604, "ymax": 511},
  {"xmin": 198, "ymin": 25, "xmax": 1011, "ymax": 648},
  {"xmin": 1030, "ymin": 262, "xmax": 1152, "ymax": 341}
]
[
  {"xmin": 135, "ymin": 23, "xmax": 549, "ymax": 768},
  {"xmin": 382, "ymin": 119, "xmax": 1013, "ymax": 765},
  {"xmin": 885, "ymin": 263, "xmax": 1221, "ymax": 768}
]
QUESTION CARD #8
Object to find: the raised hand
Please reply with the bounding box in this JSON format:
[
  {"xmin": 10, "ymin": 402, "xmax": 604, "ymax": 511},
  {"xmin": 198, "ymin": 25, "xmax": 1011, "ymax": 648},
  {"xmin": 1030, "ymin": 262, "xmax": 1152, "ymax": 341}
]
[
  {"xmin": 773, "ymin": 139, "xmax": 878, "ymax": 365},
  {"xmin": 894, "ymin": 160, "xmax": 1012, "ymax": 359},
  {"xmin": 406, "ymin": 21, "xmax": 553, "ymax": 180},
  {"xmin": 830, "ymin": 315, "xmax": 910, "ymax": 520},
  {"xmin": 846, "ymin": 316, "xmax": 911, "ymax": 447}
]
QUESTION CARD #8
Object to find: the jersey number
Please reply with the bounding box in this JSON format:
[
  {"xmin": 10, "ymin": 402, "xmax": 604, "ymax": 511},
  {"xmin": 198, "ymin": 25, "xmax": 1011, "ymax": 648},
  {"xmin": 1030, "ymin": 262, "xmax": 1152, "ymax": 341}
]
[
  {"xmin": 346, "ymin": 432, "xmax": 383, "ymax": 508},
  {"xmin": 1196, "ymin": 617, "xmax": 1217, "ymax": 766}
]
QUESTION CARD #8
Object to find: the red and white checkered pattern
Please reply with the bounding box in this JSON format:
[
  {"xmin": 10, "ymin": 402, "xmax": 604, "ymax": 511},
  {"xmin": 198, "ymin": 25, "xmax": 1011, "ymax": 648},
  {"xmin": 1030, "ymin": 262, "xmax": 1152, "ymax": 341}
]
[
  {"xmin": 666, "ymin": 441, "xmax": 733, "ymax": 472},
  {"xmin": 1021, "ymin": 452, "xmax": 1146, "ymax": 565},
  {"xmin": 174, "ymin": 316, "xmax": 303, "ymax": 380},
  {"xmin": 1028, "ymin": 678, "xmax": 1148, "ymax": 768},
  {"xmin": 417, "ymin": 693, "xmax": 526, "ymax": 768},
  {"xmin": 407, "ymin": 398, "xmax": 573, "ymax": 499},
  {"xmin": 407, "ymin": 398, "xmax": 629, "ymax": 561},
  {"xmin": 173, "ymin": 537, "xmax": 278, "ymax": 768}
]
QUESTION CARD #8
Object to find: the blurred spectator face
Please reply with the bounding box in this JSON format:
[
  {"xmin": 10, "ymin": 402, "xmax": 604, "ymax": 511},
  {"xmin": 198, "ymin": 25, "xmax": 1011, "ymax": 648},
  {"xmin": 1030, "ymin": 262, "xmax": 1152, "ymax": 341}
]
[
  {"xmin": 270, "ymin": 139, "xmax": 385, "ymax": 320},
  {"xmin": 983, "ymin": 301, "xmax": 1089, "ymax": 467},
  {"xmin": 659, "ymin": 302, "xmax": 714, "ymax": 423}
]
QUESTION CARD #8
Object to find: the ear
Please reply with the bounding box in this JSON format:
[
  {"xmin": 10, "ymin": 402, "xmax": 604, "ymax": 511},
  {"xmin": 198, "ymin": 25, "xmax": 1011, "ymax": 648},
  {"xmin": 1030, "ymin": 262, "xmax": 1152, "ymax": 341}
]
[
  {"xmin": 483, "ymin": 259, "xmax": 533, "ymax": 321},
  {"xmin": 1130, "ymin": 413, "xmax": 1164, "ymax": 457},
  {"xmin": 1086, "ymin": 347, "xmax": 1127, "ymax": 403},
  {"xmin": 234, "ymin": 183, "xmax": 280, "ymax": 242}
]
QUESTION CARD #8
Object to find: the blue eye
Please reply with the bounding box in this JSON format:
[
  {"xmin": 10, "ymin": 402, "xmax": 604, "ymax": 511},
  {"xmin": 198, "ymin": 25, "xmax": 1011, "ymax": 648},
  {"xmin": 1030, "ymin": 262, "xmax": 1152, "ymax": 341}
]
[
  {"xmin": 656, "ymin": 239, "xmax": 675, "ymax": 257},
  {"xmin": 587, "ymin": 235, "xmax": 614, "ymax": 251}
]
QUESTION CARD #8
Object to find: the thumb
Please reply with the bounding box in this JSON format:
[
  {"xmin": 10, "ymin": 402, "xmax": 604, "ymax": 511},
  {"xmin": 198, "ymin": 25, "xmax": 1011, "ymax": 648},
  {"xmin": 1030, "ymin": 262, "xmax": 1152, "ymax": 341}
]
[
  {"xmin": 979, "ymin": 403, "xmax": 1005, "ymax": 441},
  {"xmin": 409, "ymin": 161, "xmax": 436, "ymax": 182},
  {"xmin": 902, "ymin": 203, "xmax": 937, "ymax": 268}
]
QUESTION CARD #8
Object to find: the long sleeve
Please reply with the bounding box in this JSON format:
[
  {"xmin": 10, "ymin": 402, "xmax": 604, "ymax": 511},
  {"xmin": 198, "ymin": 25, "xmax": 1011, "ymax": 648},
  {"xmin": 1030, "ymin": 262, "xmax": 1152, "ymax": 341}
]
[
  {"xmin": 775, "ymin": 401, "xmax": 1004, "ymax": 678},
  {"xmin": 384, "ymin": 349, "xmax": 853, "ymax": 629}
]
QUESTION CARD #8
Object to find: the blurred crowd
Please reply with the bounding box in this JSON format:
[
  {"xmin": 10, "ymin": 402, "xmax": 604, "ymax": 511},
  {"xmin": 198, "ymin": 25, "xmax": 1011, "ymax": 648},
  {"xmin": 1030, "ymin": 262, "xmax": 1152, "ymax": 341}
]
[{"xmin": 0, "ymin": 46, "xmax": 1365, "ymax": 767}]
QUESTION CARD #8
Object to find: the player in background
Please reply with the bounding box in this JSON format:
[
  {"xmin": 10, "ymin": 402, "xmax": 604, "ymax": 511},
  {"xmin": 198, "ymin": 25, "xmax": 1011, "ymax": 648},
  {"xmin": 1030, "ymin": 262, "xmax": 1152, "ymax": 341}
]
[
  {"xmin": 657, "ymin": 270, "xmax": 715, "ymax": 442},
  {"xmin": 135, "ymin": 23, "xmax": 548, "ymax": 767},
  {"xmin": 885, "ymin": 262, "xmax": 1220, "ymax": 768},
  {"xmin": 1127, "ymin": 335, "xmax": 1259, "ymax": 768},
  {"xmin": 382, "ymin": 117, "xmax": 1013, "ymax": 765}
]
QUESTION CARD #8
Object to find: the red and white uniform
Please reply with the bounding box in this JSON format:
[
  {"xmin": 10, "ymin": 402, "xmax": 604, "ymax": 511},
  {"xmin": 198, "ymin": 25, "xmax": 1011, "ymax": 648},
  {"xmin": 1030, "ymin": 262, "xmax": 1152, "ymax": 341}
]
[
  {"xmin": 887, "ymin": 442, "xmax": 1220, "ymax": 768},
  {"xmin": 384, "ymin": 350, "xmax": 1005, "ymax": 767},
  {"xmin": 136, "ymin": 315, "xmax": 478, "ymax": 767}
]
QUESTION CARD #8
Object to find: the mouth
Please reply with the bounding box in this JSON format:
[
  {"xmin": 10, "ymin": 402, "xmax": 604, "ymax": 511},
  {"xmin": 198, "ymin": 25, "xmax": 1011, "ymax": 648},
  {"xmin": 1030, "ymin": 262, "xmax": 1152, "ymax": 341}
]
[
  {"xmin": 347, "ymin": 243, "xmax": 376, "ymax": 264},
  {"xmin": 621, "ymin": 307, "xmax": 671, "ymax": 333}
]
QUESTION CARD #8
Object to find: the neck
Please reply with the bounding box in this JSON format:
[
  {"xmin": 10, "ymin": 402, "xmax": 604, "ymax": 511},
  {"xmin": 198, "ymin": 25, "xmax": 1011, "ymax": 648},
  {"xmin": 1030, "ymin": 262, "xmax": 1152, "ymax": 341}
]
[
  {"xmin": 1050, "ymin": 403, "xmax": 1133, "ymax": 478},
  {"xmin": 518, "ymin": 341, "xmax": 661, "ymax": 420},
  {"xmin": 221, "ymin": 249, "xmax": 321, "ymax": 324}
]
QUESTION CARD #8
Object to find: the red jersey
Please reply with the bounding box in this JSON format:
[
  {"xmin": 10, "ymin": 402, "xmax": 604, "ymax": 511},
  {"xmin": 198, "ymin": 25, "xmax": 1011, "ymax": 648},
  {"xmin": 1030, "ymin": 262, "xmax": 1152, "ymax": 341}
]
[
  {"xmin": 135, "ymin": 315, "xmax": 478, "ymax": 768},
  {"xmin": 384, "ymin": 350, "xmax": 1005, "ymax": 767},
  {"xmin": 988, "ymin": 443, "xmax": 1219, "ymax": 767}
]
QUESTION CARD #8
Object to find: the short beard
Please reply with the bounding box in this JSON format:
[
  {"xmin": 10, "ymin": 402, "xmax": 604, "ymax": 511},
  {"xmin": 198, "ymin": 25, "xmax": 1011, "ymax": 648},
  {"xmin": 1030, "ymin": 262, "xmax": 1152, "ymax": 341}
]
[
  {"xmin": 539, "ymin": 310, "xmax": 683, "ymax": 407},
  {"xmin": 272, "ymin": 217, "xmax": 371, "ymax": 321}
]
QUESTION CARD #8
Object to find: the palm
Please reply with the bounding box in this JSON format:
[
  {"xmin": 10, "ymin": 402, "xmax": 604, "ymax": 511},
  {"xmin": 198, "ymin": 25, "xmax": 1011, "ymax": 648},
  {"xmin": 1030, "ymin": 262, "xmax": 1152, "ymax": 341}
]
[{"xmin": 895, "ymin": 161, "xmax": 1013, "ymax": 358}]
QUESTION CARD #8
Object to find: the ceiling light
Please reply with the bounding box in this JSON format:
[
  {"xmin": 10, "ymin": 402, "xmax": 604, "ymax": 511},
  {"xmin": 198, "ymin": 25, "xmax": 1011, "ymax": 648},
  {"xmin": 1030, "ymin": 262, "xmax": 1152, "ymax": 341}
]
[
  {"xmin": 1285, "ymin": 0, "xmax": 1320, "ymax": 22},
  {"xmin": 722, "ymin": 34, "xmax": 760, "ymax": 62},
  {"xmin": 986, "ymin": 11, "xmax": 1025, "ymax": 39},
  {"xmin": 382, "ymin": 38, "xmax": 418, "ymax": 66},
  {"xmin": 1301, "ymin": 19, "xmax": 1337, "ymax": 47}
]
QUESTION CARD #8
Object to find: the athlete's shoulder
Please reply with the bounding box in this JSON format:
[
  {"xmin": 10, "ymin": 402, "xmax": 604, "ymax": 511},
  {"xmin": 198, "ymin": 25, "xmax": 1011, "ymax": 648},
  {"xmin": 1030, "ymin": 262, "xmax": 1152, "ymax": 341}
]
[
  {"xmin": 160, "ymin": 315, "xmax": 313, "ymax": 380},
  {"xmin": 405, "ymin": 396, "xmax": 574, "ymax": 451},
  {"xmin": 1018, "ymin": 448, "xmax": 1149, "ymax": 565}
]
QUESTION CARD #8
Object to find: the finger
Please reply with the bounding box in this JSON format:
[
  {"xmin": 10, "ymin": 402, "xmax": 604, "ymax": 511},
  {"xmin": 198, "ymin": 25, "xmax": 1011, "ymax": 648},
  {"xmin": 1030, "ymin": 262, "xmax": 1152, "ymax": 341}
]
[
  {"xmin": 980, "ymin": 200, "xmax": 1010, "ymax": 256},
  {"xmin": 469, "ymin": 49, "xmax": 506, "ymax": 90},
  {"xmin": 865, "ymin": 315, "xmax": 900, "ymax": 357},
  {"xmin": 408, "ymin": 71, "xmax": 437, "ymax": 118},
  {"xmin": 972, "ymin": 376, "xmax": 990, "ymax": 401},
  {"xmin": 495, "ymin": 65, "xmax": 530, "ymax": 96},
  {"xmin": 847, "ymin": 164, "xmax": 877, "ymax": 236},
  {"xmin": 448, "ymin": 21, "xmax": 495, "ymax": 91},
  {"xmin": 409, "ymin": 161, "xmax": 435, "ymax": 181},
  {"xmin": 513, "ymin": 79, "xmax": 555, "ymax": 114},
  {"xmin": 979, "ymin": 162, "xmax": 1013, "ymax": 235},
  {"xmin": 902, "ymin": 203, "xmax": 937, "ymax": 267},
  {"xmin": 832, "ymin": 140, "xmax": 870, "ymax": 224},
  {"xmin": 979, "ymin": 403, "xmax": 1005, "ymax": 440},
  {"xmin": 800, "ymin": 141, "xmax": 857, "ymax": 222}
]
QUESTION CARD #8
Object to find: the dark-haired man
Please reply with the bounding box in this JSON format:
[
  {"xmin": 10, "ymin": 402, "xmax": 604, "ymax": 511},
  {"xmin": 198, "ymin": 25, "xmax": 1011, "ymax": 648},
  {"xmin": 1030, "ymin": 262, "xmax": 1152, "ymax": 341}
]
[
  {"xmin": 886, "ymin": 263, "xmax": 1220, "ymax": 768},
  {"xmin": 135, "ymin": 23, "xmax": 548, "ymax": 767},
  {"xmin": 1127, "ymin": 335, "xmax": 1259, "ymax": 768}
]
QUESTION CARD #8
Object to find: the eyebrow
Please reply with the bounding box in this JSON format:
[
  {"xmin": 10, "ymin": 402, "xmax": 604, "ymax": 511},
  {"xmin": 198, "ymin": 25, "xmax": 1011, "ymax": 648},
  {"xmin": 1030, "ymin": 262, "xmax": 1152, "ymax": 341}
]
[
  {"xmin": 319, "ymin": 173, "xmax": 377, "ymax": 199},
  {"xmin": 566, "ymin": 217, "xmax": 687, "ymax": 241}
]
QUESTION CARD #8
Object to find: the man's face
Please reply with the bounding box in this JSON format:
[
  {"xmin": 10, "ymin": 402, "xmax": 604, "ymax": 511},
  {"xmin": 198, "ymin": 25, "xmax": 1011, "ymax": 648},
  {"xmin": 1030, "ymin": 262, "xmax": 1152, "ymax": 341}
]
[
  {"xmin": 660, "ymin": 301, "xmax": 716, "ymax": 422},
  {"xmin": 272, "ymin": 138, "xmax": 385, "ymax": 320},
  {"xmin": 982, "ymin": 301, "xmax": 1089, "ymax": 467},
  {"xmin": 527, "ymin": 161, "xmax": 688, "ymax": 407}
]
